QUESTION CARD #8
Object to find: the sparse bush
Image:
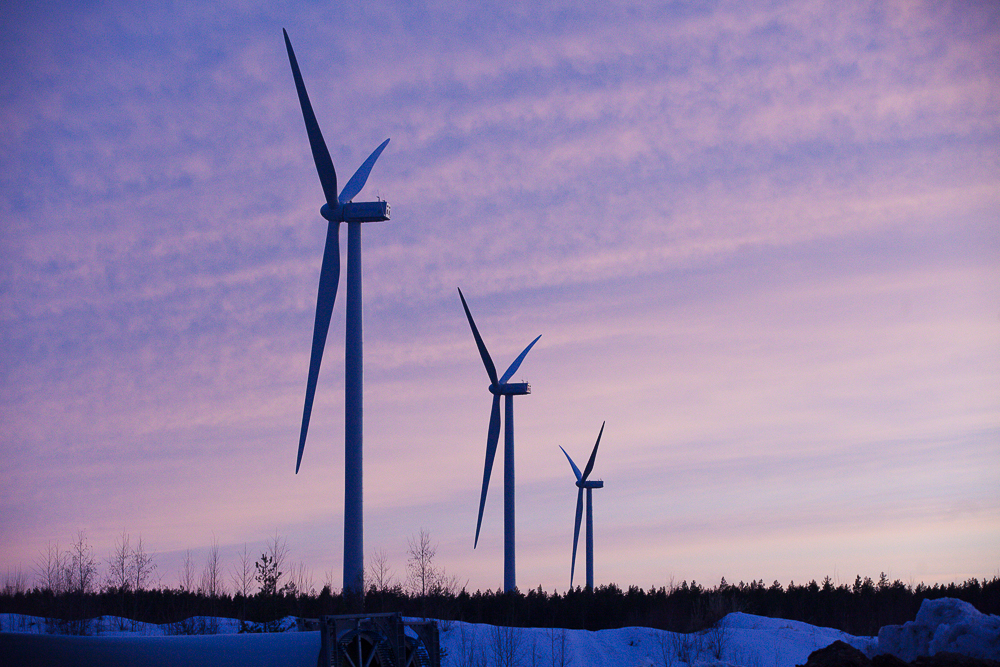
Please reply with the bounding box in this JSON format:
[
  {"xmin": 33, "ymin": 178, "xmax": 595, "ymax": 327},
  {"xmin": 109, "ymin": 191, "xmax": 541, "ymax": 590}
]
[
  {"xmin": 3, "ymin": 566, "xmax": 28, "ymax": 596},
  {"xmin": 704, "ymin": 615, "xmax": 733, "ymax": 660},
  {"xmin": 671, "ymin": 629, "xmax": 701, "ymax": 664},
  {"xmin": 657, "ymin": 630, "xmax": 676, "ymax": 667},
  {"xmin": 549, "ymin": 626, "xmax": 571, "ymax": 667},
  {"xmin": 489, "ymin": 622, "xmax": 523, "ymax": 667},
  {"xmin": 456, "ymin": 623, "xmax": 484, "ymax": 667}
]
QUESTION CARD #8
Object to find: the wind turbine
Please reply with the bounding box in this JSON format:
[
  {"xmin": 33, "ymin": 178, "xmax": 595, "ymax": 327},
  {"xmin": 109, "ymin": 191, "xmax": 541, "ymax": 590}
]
[
  {"xmin": 458, "ymin": 288, "xmax": 540, "ymax": 593},
  {"xmin": 284, "ymin": 29, "xmax": 391, "ymax": 597},
  {"xmin": 560, "ymin": 422, "xmax": 605, "ymax": 590}
]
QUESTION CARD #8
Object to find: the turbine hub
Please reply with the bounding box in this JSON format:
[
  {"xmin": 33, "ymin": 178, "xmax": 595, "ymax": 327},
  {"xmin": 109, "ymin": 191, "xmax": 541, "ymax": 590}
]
[{"xmin": 320, "ymin": 202, "xmax": 340, "ymax": 222}]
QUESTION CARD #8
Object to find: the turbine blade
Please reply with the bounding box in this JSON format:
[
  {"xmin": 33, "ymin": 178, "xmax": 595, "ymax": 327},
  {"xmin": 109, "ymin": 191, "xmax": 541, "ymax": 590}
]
[
  {"xmin": 559, "ymin": 446, "xmax": 583, "ymax": 482},
  {"xmin": 474, "ymin": 394, "xmax": 502, "ymax": 548},
  {"xmin": 339, "ymin": 138, "xmax": 390, "ymax": 204},
  {"xmin": 499, "ymin": 334, "xmax": 541, "ymax": 385},
  {"xmin": 283, "ymin": 29, "xmax": 338, "ymax": 206},
  {"xmin": 581, "ymin": 421, "xmax": 605, "ymax": 482},
  {"xmin": 571, "ymin": 486, "xmax": 583, "ymax": 588},
  {"xmin": 458, "ymin": 288, "xmax": 498, "ymax": 386},
  {"xmin": 296, "ymin": 221, "xmax": 341, "ymax": 473}
]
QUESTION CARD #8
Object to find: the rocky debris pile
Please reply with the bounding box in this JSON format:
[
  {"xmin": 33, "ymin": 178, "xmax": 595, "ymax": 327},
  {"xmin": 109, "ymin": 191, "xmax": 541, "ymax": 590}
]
[
  {"xmin": 799, "ymin": 598, "xmax": 1000, "ymax": 667},
  {"xmin": 798, "ymin": 640, "xmax": 999, "ymax": 667}
]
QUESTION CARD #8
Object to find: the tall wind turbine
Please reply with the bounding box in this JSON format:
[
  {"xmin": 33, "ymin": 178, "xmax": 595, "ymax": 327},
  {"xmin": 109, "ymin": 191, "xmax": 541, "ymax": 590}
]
[
  {"xmin": 284, "ymin": 29, "xmax": 391, "ymax": 597},
  {"xmin": 458, "ymin": 288, "xmax": 540, "ymax": 593},
  {"xmin": 560, "ymin": 422, "xmax": 605, "ymax": 590}
]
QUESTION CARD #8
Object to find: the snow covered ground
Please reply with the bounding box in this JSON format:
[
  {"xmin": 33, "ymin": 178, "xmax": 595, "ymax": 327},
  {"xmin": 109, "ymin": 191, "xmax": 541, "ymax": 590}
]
[
  {"xmin": 0, "ymin": 598, "xmax": 995, "ymax": 666},
  {"xmin": 438, "ymin": 613, "xmax": 875, "ymax": 667}
]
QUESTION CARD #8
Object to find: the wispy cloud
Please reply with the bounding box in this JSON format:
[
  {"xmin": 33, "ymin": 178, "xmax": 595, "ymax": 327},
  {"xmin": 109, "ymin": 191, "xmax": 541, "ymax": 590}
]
[{"xmin": 1, "ymin": 0, "xmax": 997, "ymax": 591}]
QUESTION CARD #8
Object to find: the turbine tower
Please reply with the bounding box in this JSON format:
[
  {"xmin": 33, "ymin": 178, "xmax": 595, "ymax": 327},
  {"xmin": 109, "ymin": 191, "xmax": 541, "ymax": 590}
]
[
  {"xmin": 458, "ymin": 288, "xmax": 540, "ymax": 593},
  {"xmin": 560, "ymin": 422, "xmax": 605, "ymax": 590},
  {"xmin": 284, "ymin": 29, "xmax": 391, "ymax": 598}
]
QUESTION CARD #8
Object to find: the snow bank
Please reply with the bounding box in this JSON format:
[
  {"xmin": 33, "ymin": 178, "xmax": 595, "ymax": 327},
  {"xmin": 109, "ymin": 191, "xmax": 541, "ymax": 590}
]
[
  {"xmin": 7, "ymin": 602, "xmax": 995, "ymax": 667},
  {"xmin": 0, "ymin": 631, "xmax": 320, "ymax": 667},
  {"xmin": 437, "ymin": 613, "xmax": 875, "ymax": 667},
  {"xmin": 721, "ymin": 612, "xmax": 875, "ymax": 666},
  {"xmin": 877, "ymin": 597, "xmax": 1000, "ymax": 661},
  {"xmin": 0, "ymin": 612, "xmax": 876, "ymax": 667}
]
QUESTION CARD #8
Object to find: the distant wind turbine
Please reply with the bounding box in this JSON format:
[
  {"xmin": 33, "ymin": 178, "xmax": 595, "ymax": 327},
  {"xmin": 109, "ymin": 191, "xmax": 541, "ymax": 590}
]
[
  {"xmin": 560, "ymin": 422, "xmax": 605, "ymax": 590},
  {"xmin": 458, "ymin": 287, "xmax": 541, "ymax": 593},
  {"xmin": 284, "ymin": 29, "xmax": 391, "ymax": 597}
]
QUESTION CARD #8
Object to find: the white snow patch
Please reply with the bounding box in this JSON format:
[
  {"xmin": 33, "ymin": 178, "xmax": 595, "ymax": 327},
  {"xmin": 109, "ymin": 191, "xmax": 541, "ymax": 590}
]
[
  {"xmin": 0, "ymin": 630, "xmax": 320, "ymax": 667},
  {"xmin": 416, "ymin": 613, "xmax": 874, "ymax": 667},
  {"xmin": 877, "ymin": 597, "xmax": 1000, "ymax": 661}
]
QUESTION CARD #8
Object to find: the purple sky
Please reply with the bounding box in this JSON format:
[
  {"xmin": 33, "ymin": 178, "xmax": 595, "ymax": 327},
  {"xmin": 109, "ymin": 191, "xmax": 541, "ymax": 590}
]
[{"xmin": 2, "ymin": 0, "xmax": 998, "ymax": 594}]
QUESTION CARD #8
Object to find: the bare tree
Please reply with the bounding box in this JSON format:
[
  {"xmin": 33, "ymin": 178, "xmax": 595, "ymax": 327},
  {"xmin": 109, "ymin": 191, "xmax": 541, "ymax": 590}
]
[
  {"xmin": 457, "ymin": 624, "xmax": 487, "ymax": 667},
  {"xmin": 105, "ymin": 530, "xmax": 133, "ymax": 593},
  {"xmin": 406, "ymin": 529, "xmax": 440, "ymax": 598},
  {"xmin": 230, "ymin": 542, "xmax": 255, "ymax": 626},
  {"xmin": 322, "ymin": 568, "xmax": 336, "ymax": 594},
  {"xmin": 34, "ymin": 541, "xmax": 68, "ymax": 594},
  {"xmin": 264, "ymin": 532, "xmax": 290, "ymax": 594},
  {"xmin": 128, "ymin": 534, "xmax": 156, "ymax": 630},
  {"xmin": 2, "ymin": 566, "xmax": 29, "ymax": 631},
  {"xmin": 178, "ymin": 550, "xmax": 197, "ymax": 592},
  {"xmin": 67, "ymin": 530, "xmax": 98, "ymax": 594},
  {"xmin": 548, "ymin": 627, "xmax": 571, "ymax": 667},
  {"xmin": 34, "ymin": 541, "xmax": 69, "ymax": 633},
  {"xmin": 367, "ymin": 548, "xmax": 397, "ymax": 611},
  {"xmin": 280, "ymin": 560, "xmax": 314, "ymax": 597},
  {"xmin": 172, "ymin": 547, "xmax": 206, "ymax": 634},
  {"xmin": 230, "ymin": 542, "xmax": 256, "ymax": 598},
  {"xmin": 436, "ymin": 571, "xmax": 465, "ymax": 597},
  {"xmin": 104, "ymin": 530, "xmax": 135, "ymax": 630},
  {"xmin": 195, "ymin": 537, "xmax": 224, "ymax": 634},
  {"xmin": 130, "ymin": 534, "xmax": 156, "ymax": 592},
  {"xmin": 2, "ymin": 566, "xmax": 27, "ymax": 596},
  {"xmin": 200, "ymin": 537, "xmax": 224, "ymax": 598},
  {"xmin": 367, "ymin": 548, "xmax": 395, "ymax": 593},
  {"xmin": 290, "ymin": 561, "xmax": 315, "ymax": 596},
  {"xmin": 63, "ymin": 531, "xmax": 99, "ymax": 635},
  {"xmin": 489, "ymin": 623, "xmax": 523, "ymax": 667}
]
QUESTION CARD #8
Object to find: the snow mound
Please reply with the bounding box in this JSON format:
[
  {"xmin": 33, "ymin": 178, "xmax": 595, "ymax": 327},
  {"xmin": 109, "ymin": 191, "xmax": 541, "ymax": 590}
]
[
  {"xmin": 877, "ymin": 598, "xmax": 1000, "ymax": 661},
  {"xmin": 435, "ymin": 613, "xmax": 874, "ymax": 667},
  {"xmin": 0, "ymin": 631, "xmax": 320, "ymax": 667}
]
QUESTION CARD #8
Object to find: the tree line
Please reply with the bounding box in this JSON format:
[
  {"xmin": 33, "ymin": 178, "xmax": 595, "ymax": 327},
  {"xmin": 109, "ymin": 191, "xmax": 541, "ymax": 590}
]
[{"xmin": 2, "ymin": 530, "xmax": 997, "ymax": 637}]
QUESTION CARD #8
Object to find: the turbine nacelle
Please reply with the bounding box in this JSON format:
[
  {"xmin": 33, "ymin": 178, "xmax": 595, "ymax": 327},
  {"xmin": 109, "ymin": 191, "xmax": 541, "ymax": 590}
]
[
  {"xmin": 320, "ymin": 200, "xmax": 391, "ymax": 223},
  {"xmin": 488, "ymin": 382, "xmax": 530, "ymax": 396},
  {"xmin": 577, "ymin": 479, "xmax": 604, "ymax": 489}
]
